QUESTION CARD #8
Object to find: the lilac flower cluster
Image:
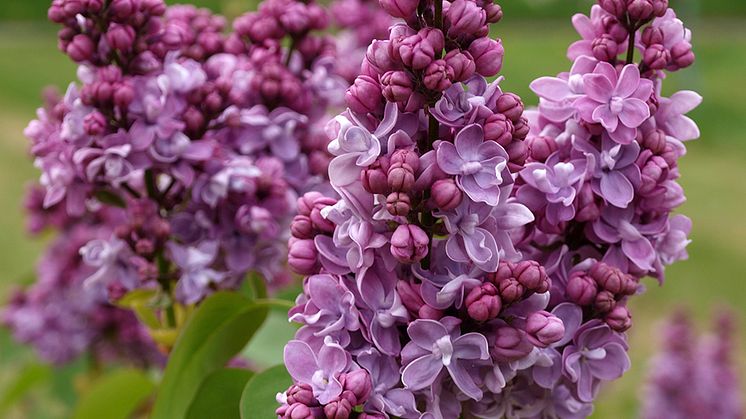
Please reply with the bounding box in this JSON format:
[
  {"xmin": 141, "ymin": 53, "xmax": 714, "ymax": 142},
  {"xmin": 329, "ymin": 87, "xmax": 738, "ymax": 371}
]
[
  {"xmin": 25, "ymin": 0, "xmax": 353, "ymax": 310},
  {"xmin": 276, "ymin": 0, "xmax": 700, "ymax": 417},
  {"xmin": 641, "ymin": 310, "xmax": 743, "ymax": 419},
  {"xmin": 2, "ymin": 214, "xmax": 162, "ymax": 366}
]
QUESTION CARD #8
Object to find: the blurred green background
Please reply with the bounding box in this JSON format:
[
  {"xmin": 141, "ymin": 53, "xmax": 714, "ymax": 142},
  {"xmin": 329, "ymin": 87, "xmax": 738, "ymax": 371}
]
[{"xmin": 0, "ymin": 0, "xmax": 744, "ymax": 417}]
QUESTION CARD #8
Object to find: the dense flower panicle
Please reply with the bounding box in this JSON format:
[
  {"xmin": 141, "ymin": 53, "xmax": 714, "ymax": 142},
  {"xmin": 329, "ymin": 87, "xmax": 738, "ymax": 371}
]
[
  {"xmin": 641, "ymin": 310, "xmax": 743, "ymax": 419},
  {"xmin": 1, "ymin": 221, "xmax": 163, "ymax": 366},
  {"xmin": 278, "ymin": 0, "xmax": 700, "ymax": 418}
]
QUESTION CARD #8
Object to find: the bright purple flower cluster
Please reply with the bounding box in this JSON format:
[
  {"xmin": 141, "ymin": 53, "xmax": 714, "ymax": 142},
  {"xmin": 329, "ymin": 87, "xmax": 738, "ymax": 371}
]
[
  {"xmin": 24, "ymin": 0, "xmax": 354, "ymax": 308},
  {"xmin": 277, "ymin": 0, "xmax": 700, "ymax": 417},
  {"xmin": 1, "ymin": 216, "xmax": 163, "ymax": 366},
  {"xmin": 641, "ymin": 310, "xmax": 743, "ymax": 419}
]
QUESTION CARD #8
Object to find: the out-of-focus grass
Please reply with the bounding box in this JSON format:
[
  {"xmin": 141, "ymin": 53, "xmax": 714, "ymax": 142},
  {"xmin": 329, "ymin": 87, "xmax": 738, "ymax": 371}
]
[{"xmin": 0, "ymin": 17, "xmax": 745, "ymax": 418}]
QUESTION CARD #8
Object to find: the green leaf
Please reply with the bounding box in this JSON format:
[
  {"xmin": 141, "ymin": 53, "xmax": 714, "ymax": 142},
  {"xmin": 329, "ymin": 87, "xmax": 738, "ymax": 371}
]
[
  {"xmin": 239, "ymin": 365, "xmax": 292, "ymax": 419},
  {"xmin": 151, "ymin": 292, "xmax": 269, "ymax": 419},
  {"xmin": 115, "ymin": 289, "xmax": 160, "ymax": 328},
  {"xmin": 186, "ymin": 368, "xmax": 254, "ymax": 419},
  {"xmin": 0, "ymin": 362, "xmax": 52, "ymax": 413},
  {"xmin": 71, "ymin": 369, "xmax": 155, "ymax": 419}
]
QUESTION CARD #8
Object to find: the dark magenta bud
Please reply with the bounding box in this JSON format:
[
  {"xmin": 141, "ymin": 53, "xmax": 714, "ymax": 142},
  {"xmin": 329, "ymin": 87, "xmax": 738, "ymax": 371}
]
[
  {"xmin": 288, "ymin": 238, "xmax": 318, "ymax": 275},
  {"xmin": 83, "ymin": 111, "xmax": 107, "ymax": 136},
  {"xmin": 592, "ymin": 34, "xmax": 619, "ymax": 62},
  {"xmin": 526, "ymin": 135, "xmax": 558, "ymax": 162},
  {"xmin": 423, "ymin": 59, "xmax": 453, "ymax": 92},
  {"xmin": 483, "ymin": 113, "xmax": 514, "ymax": 146},
  {"xmin": 386, "ymin": 192, "xmax": 411, "ymax": 216},
  {"xmin": 566, "ymin": 271, "xmax": 598, "ymax": 306},
  {"xmin": 643, "ymin": 44, "xmax": 670, "ymax": 70},
  {"xmin": 67, "ymin": 34, "xmax": 94, "ymax": 62},
  {"xmin": 594, "ymin": 290, "xmax": 616, "ymax": 313},
  {"xmin": 525, "ymin": 311, "xmax": 565, "ymax": 348},
  {"xmin": 431, "ymin": 178, "xmax": 462, "ymax": 210},
  {"xmin": 496, "ymin": 92, "xmax": 524, "ymax": 123},
  {"xmin": 387, "ymin": 162, "xmax": 416, "ymax": 192},
  {"xmin": 605, "ymin": 305, "xmax": 632, "ymax": 332},
  {"xmin": 492, "ymin": 326, "xmax": 533, "ymax": 361},
  {"xmin": 464, "ymin": 283, "xmax": 501, "ymax": 322},
  {"xmin": 346, "ymin": 75, "xmax": 383, "ymax": 114},
  {"xmin": 291, "ymin": 215, "xmax": 314, "ymax": 239}
]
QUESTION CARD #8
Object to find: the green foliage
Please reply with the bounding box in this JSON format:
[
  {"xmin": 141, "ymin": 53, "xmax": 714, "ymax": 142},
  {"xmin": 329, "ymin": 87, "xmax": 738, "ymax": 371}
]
[
  {"xmin": 186, "ymin": 368, "xmax": 254, "ymax": 419},
  {"xmin": 150, "ymin": 292, "xmax": 268, "ymax": 419},
  {"xmin": 71, "ymin": 369, "xmax": 155, "ymax": 419},
  {"xmin": 0, "ymin": 362, "xmax": 52, "ymax": 414},
  {"xmin": 239, "ymin": 365, "xmax": 292, "ymax": 419}
]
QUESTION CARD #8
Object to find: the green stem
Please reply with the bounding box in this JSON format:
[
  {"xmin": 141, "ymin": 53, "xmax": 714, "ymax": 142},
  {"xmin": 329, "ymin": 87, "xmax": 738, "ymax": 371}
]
[
  {"xmin": 434, "ymin": 0, "xmax": 443, "ymax": 35},
  {"xmin": 254, "ymin": 298, "xmax": 295, "ymax": 311},
  {"xmin": 157, "ymin": 252, "xmax": 177, "ymax": 328},
  {"xmin": 626, "ymin": 26, "xmax": 636, "ymax": 64}
]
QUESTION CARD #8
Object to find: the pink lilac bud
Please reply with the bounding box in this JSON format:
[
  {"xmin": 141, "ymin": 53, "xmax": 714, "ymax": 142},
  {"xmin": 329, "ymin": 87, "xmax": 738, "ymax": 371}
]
[
  {"xmin": 379, "ymin": 0, "xmax": 418, "ymax": 19},
  {"xmin": 288, "ymin": 239, "xmax": 318, "ymax": 275},
  {"xmin": 512, "ymin": 117, "xmax": 530, "ymax": 141},
  {"xmin": 443, "ymin": 50, "xmax": 475, "ymax": 82},
  {"xmin": 602, "ymin": 15, "xmax": 629, "ymax": 42},
  {"xmin": 282, "ymin": 403, "xmax": 315, "ymax": 419},
  {"xmin": 84, "ymin": 111, "xmax": 107, "ymax": 136},
  {"xmin": 67, "ymin": 34, "xmax": 95, "ymax": 62},
  {"xmin": 506, "ymin": 140, "xmax": 528, "ymax": 171},
  {"xmin": 492, "ymin": 326, "xmax": 533, "ymax": 361},
  {"xmin": 525, "ymin": 311, "xmax": 565, "ymax": 348},
  {"xmin": 342, "ymin": 369, "xmax": 372, "ymax": 404},
  {"xmin": 599, "ymin": 0, "xmax": 626, "ymax": 18},
  {"xmin": 346, "ymin": 76, "xmax": 384, "ymax": 114},
  {"xmin": 387, "ymin": 162, "xmax": 415, "ymax": 192},
  {"xmin": 431, "ymin": 178, "xmax": 462, "ymax": 210},
  {"xmin": 297, "ymin": 192, "xmax": 325, "ymax": 216},
  {"xmin": 386, "ymin": 192, "xmax": 411, "ymax": 216},
  {"xmin": 484, "ymin": 2, "xmax": 502, "ymax": 23},
  {"xmin": 627, "ymin": 0, "xmax": 655, "ymax": 22},
  {"xmin": 594, "ymin": 290, "xmax": 616, "ymax": 313},
  {"xmin": 446, "ymin": 0, "xmax": 487, "ymax": 39},
  {"xmin": 496, "ymin": 92, "xmax": 524, "ymax": 123},
  {"xmin": 526, "ymin": 135, "xmax": 557, "ymax": 162},
  {"xmin": 398, "ymin": 29, "xmax": 444, "ymax": 70},
  {"xmin": 390, "ymin": 224, "xmax": 429, "ymax": 264},
  {"xmin": 642, "ymin": 26, "xmax": 665, "ymax": 47},
  {"xmin": 566, "ymin": 271, "xmax": 598, "ymax": 306},
  {"xmin": 464, "ymin": 283, "xmax": 501, "ymax": 322},
  {"xmin": 483, "ymin": 113, "xmax": 513, "ymax": 146},
  {"xmin": 589, "ymin": 262, "xmax": 626, "ymax": 294},
  {"xmin": 575, "ymin": 184, "xmax": 601, "ymax": 223},
  {"xmin": 366, "ymin": 41, "xmax": 395, "ymax": 73},
  {"xmin": 397, "ymin": 281, "xmax": 443, "ymax": 320},
  {"xmin": 468, "ymin": 37, "xmax": 504, "ymax": 77},
  {"xmin": 286, "ymin": 384, "xmax": 317, "ymax": 406},
  {"xmin": 639, "ymin": 154, "xmax": 669, "ymax": 195},
  {"xmin": 642, "ymin": 129, "xmax": 667, "ymax": 154},
  {"xmin": 671, "ymin": 42, "xmax": 695, "ymax": 69},
  {"xmin": 513, "ymin": 260, "xmax": 549, "ymax": 293},
  {"xmin": 310, "ymin": 205, "xmax": 335, "ymax": 234},
  {"xmin": 497, "ymin": 277, "xmax": 524, "ymax": 303},
  {"xmin": 605, "ymin": 305, "xmax": 632, "ymax": 332},
  {"xmin": 110, "ymin": 0, "xmax": 136, "ymax": 19},
  {"xmin": 361, "ymin": 157, "xmax": 390, "ymax": 195},
  {"xmin": 106, "ymin": 24, "xmax": 136, "ymax": 52},
  {"xmin": 652, "ymin": 0, "xmax": 668, "ymax": 16},
  {"xmin": 390, "ymin": 149, "xmax": 420, "ymax": 172},
  {"xmin": 381, "ymin": 70, "xmax": 414, "ymax": 105},
  {"xmin": 423, "ymin": 59, "xmax": 453, "ymax": 91},
  {"xmin": 113, "ymin": 84, "xmax": 134, "ymax": 109},
  {"xmin": 592, "ymin": 34, "xmax": 619, "ymax": 62},
  {"xmin": 291, "ymin": 215, "xmax": 315, "ymax": 239},
  {"xmin": 643, "ymin": 44, "xmax": 670, "ymax": 70}
]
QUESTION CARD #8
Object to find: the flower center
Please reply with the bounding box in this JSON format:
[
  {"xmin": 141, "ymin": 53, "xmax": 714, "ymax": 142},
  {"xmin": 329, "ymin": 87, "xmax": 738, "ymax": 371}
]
[
  {"xmin": 609, "ymin": 97, "xmax": 624, "ymax": 114},
  {"xmin": 460, "ymin": 161, "xmax": 482, "ymax": 176},
  {"xmin": 434, "ymin": 335, "xmax": 454, "ymax": 366}
]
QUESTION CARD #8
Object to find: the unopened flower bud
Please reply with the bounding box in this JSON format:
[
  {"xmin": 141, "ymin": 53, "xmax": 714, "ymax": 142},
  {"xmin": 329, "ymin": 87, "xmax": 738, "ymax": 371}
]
[
  {"xmin": 671, "ymin": 42, "xmax": 695, "ymax": 69},
  {"xmin": 113, "ymin": 83, "xmax": 134, "ymax": 109},
  {"xmin": 643, "ymin": 44, "xmax": 670, "ymax": 70},
  {"xmin": 496, "ymin": 92, "xmax": 524, "ymax": 123},
  {"xmin": 379, "ymin": 0, "xmax": 418, "ymax": 19},
  {"xmin": 652, "ymin": 0, "xmax": 669, "ymax": 17},
  {"xmin": 106, "ymin": 23, "xmax": 136, "ymax": 52},
  {"xmin": 386, "ymin": 192, "xmax": 411, "ymax": 216},
  {"xmin": 446, "ymin": 0, "xmax": 487, "ymax": 39},
  {"xmin": 641, "ymin": 26, "xmax": 665, "ymax": 47},
  {"xmin": 483, "ymin": 2, "xmax": 503, "ymax": 23},
  {"xmin": 390, "ymin": 149, "xmax": 420, "ymax": 172},
  {"xmin": 514, "ymin": 260, "xmax": 549, "ymax": 293},
  {"xmin": 381, "ymin": 70, "xmax": 414, "ymax": 105},
  {"xmin": 390, "ymin": 224, "xmax": 429, "ymax": 264},
  {"xmin": 286, "ymin": 384, "xmax": 317, "ymax": 406},
  {"xmin": 288, "ymin": 239, "xmax": 318, "ymax": 275},
  {"xmin": 342, "ymin": 369, "xmax": 372, "ymax": 405},
  {"xmin": 512, "ymin": 117, "xmax": 530, "ymax": 141},
  {"xmin": 443, "ymin": 49, "xmax": 476, "ymax": 83},
  {"xmin": 297, "ymin": 192, "xmax": 326, "ymax": 216},
  {"xmin": 627, "ymin": 0, "xmax": 655, "ymax": 22},
  {"xmin": 291, "ymin": 215, "xmax": 314, "ymax": 239},
  {"xmin": 431, "ymin": 178, "xmax": 462, "ymax": 210},
  {"xmin": 110, "ymin": 0, "xmax": 136, "ymax": 19},
  {"xmin": 598, "ymin": 0, "xmax": 626, "ymax": 18},
  {"xmin": 310, "ymin": 206, "xmax": 335, "ymax": 234},
  {"xmin": 497, "ymin": 277, "xmax": 524, "ymax": 303},
  {"xmin": 642, "ymin": 128, "xmax": 667, "ymax": 154},
  {"xmin": 84, "ymin": 111, "xmax": 107, "ymax": 136},
  {"xmin": 67, "ymin": 34, "xmax": 94, "ymax": 62},
  {"xmin": 592, "ymin": 34, "xmax": 619, "ymax": 62},
  {"xmin": 346, "ymin": 76, "xmax": 383, "ymax": 114},
  {"xmin": 566, "ymin": 271, "xmax": 598, "ymax": 305},
  {"xmin": 639, "ymin": 154, "xmax": 669, "ymax": 195},
  {"xmin": 575, "ymin": 183, "xmax": 601, "ymax": 222},
  {"xmin": 282, "ymin": 402, "xmax": 315, "ymax": 419},
  {"xmin": 465, "ymin": 283, "xmax": 501, "ymax": 322},
  {"xmin": 594, "ymin": 290, "xmax": 616, "ymax": 313},
  {"xmin": 525, "ymin": 311, "xmax": 565, "ymax": 348},
  {"xmin": 387, "ymin": 162, "xmax": 415, "ymax": 192},
  {"xmin": 492, "ymin": 326, "xmax": 533, "ymax": 360},
  {"xmin": 423, "ymin": 59, "xmax": 453, "ymax": 91},
  {"xmin": 589, "ymin": 262, "xmax": 626, "ymax": 294},
  {"xmin": 605, "ymin": 305, "xmax": 632, "ymax": 332},
  {"xmin": 526, "ymin": 135, "xmax": 557, "ymax": 162},
  {"xmin": 468, "ymin": 37, "xmax": 504, "ymax": 77},
  {"xmin": 361, "ymin": 157, "xmax": 390, "ymax": 194},
  {"xmin": 483, "ymin": 113, "xmax": 513, "ymax": 146}
]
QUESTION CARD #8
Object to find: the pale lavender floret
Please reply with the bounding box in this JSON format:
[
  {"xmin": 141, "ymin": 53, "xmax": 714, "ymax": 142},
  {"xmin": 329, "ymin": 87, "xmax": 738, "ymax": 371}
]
[
  {"xmin": 654, "ymin": 90, "xmax": 703, "ymax": 141},
  {"xmin": 567, "ymin": 5, "xmax": 626, "ymax": 60},
  {"xmin": 574, "ymin": 134, "xmax": 641, "ymax": 208},
  {"xmin": 430, "ymin": 76, "xmax": 503, "ymax": 128},
  {"xmin": 562, "ymin": 319, "xmax": 630, "ymax": 402},
  {"xmin": 518, "ymin": 155, "xmax": 588, "ymax": 224},
  {"xmin": 575, "ymin": 62, "xmax": 653, "ymax": 144},
  {"xmin": 356, "ymin": 268, "xmax": 409, "ymax": 355},
  {"xmin": 529, "ymin": 55, "xmax": 598, "ymax": 123},
  {"xmin": 436, "ymin": 124, "xmax": 508, "ymax": 206},
  {"xmin": 284, "ymin": 337, "xmax": 351, "ymax": 404},
  {"xmin": 167, "ymin": 240, "xmax": 226, "ymax": 304},
  {"xmin": 401, "ymin": 318, "xmax": 490, "ymax": 401},
  {"xmin": 80, "ymin": 237, "xmax": 139, "ymax": 292},
  {"xmin": 436, "ymin": 199, "xmax": 500, "ymax": 272},
  {"xmin": 592, "ymin": 206, "xmax": 666, "ymax": 271},
  {"xmin": 358, "ymin": 348, "xmax": 420, "ymax": 418},
  {"xmin": 289, "ymin": 274, "xmax": 361, "ymax": 337}
]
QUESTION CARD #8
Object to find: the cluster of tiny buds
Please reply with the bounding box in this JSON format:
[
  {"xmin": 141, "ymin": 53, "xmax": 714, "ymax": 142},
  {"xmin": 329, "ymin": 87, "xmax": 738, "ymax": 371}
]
[
  {"xmin": 288, "ymin": 192, "xmax": 338, "ymax": 275},
  {"xmin": 566, "ymin": 262, "xmax": 637, "ymax": 332},
  {"xmin": 276, "ymin": 370, "xmax": 372, "ymax": 419}
]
